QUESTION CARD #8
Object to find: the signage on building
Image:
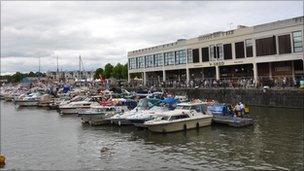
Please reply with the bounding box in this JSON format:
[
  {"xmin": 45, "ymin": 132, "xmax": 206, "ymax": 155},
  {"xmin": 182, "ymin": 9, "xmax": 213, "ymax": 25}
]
[
  {"xmin": 234, "ymin": 60, "xmax": 244, "ymax": 64},
  {"xmin": 275, "ymin": 66, "xmax": 291, "ymax": 72},
  {"xmin": 209, "ymin": 61, "xmax": 225, "ymax": 66}
]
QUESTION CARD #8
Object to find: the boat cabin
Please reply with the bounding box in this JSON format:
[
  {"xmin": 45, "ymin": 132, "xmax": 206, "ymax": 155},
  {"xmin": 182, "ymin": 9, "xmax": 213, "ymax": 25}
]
[
  {"xmin": 207, "ymin": 104, "xmax": 233, "ymax": 116},
  {"xmin": 176, "ymin": 103, "xmax": 208, "ymax": 114}
]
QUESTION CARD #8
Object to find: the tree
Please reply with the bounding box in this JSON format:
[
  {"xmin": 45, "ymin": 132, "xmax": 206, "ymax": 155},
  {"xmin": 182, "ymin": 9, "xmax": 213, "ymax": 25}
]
[
  {"xmin": 104, "ymin": 63, "xmax": 114, "ymax": 79},
  {"xmin": 11, "ymin": 72, "xmax": 24, "ymax": 83},
  {"xmin": 112, "ymin": 63, "xmax": 124, "ymax": 79},
  {"xmin": 28, "ymin": 71, "xmax": 35, "ymax": 77},
  {"xmin": 94, "ymin": 68, "xmax": 104, "ymax": 79},
  {"xmin": 122, "ymin": 63, "xmax": 128, "ymax": 80}
]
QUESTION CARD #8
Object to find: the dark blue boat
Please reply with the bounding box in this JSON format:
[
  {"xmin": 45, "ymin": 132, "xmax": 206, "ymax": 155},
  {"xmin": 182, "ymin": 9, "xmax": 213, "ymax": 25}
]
[{"xmin": 207, "ymin": 104, "xmax": 254, "ymax": 127}]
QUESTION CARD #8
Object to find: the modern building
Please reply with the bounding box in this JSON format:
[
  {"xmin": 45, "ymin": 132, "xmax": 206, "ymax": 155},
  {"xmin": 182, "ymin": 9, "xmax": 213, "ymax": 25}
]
[{"xmin": 127, "ymin": 16, "xmax": 304, "ymax": 87}]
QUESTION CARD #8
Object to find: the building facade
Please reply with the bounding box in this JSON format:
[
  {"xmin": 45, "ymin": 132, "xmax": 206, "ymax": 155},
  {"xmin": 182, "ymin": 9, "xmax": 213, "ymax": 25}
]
[
  {"xmin": 46, "ymin": 70, "xmax": 95, "ymax": 81},
  {"xmin": 127, "ymin": 16, "xmax": 304, "ymax": 87}
]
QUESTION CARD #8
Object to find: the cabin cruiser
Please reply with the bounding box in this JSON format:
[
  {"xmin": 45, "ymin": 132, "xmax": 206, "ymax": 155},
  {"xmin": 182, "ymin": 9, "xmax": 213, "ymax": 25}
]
[
  {"xmin": 126, "ymin": 97, "xmax": 179, "ymax": 127},
  {"xmin": 126, "ymin": 105, "xmax": 170, "ymax": 127},
  {"xmin": 78, "ymin": 105, "xmax": 129, "ymax": 126},
  {"xmin": 58, "ymin": 97, "xmax": 100, "ymax": 115},
  {"xmin": 108, "ymin": 98, "xmax": 159, "ymax": 126},
  {"xmin": 14, "ymin": 92, "xmax": 41, "ymax": 107},
  {"xmin": 143, "ymin": 102, "xmax": 213, "ymax": 133}
]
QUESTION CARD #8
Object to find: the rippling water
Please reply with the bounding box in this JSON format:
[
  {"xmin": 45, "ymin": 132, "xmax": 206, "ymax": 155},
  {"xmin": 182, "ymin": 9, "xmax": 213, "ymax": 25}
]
[{"xmin": 1, "ymin": 101, "xmax": 303, "ymax": 170}]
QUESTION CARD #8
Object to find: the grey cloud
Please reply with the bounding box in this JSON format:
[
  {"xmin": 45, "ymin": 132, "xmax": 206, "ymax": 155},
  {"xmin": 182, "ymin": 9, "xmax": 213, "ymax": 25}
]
[{"xmin": 1, "ymin": 1, "xmax": 303, "ymax": 74}]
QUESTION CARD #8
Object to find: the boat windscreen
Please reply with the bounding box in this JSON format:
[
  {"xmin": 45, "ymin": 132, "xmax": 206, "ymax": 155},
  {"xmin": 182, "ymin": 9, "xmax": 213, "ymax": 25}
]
[{"xmin": 176, "ymin": 106, "xmax": 191, "ymax": 110}]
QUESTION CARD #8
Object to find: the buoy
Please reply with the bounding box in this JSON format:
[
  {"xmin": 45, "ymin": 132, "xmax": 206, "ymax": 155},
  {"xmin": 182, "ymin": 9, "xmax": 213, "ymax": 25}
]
[{"xmin": 0, "ymin": 154, "xmax": 6, "ymax": 167}]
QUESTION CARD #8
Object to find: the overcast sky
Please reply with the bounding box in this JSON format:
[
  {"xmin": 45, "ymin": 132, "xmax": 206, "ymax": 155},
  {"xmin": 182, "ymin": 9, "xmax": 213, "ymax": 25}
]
[{"xmin": 1, "ymin": 1, "xmax": 303, "ymax": 75}]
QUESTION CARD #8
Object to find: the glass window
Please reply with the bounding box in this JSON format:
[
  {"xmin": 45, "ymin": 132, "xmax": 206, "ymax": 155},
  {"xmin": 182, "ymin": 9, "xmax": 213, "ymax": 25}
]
[
  {"xmin": 235, "ymin": 42, "xmax": 245, "ymax": 58},
  {"xmin": 223, "ymin": 44, "xmax": 232, "ymax": 59},
  {"xmin": 187, "ymin": 49, "xmax": 193, "ymax": 63},
  {"xmin": 145, "ymin": 55, "xmax": 154, "ymax": 68},
  {"xmin": 192, "ymin": 49, "xmax": 200, "ymax": 63},
  {"xmin": 154, "ymin": 53, "xmax": 163, "ymax": 67},
  {"xmin": 256, "ymin": 36, "xmax": 277, "ymax": 56},
  {"xmin": 209, "ymin": 44, "xmax": 223, "ymax": 60},
  {"xmin": 292, "ymin": 31, "xmax": 303, "ymax": 52},
  {"xmin": 128, "ymin": 58, "xmax": 137, "ymax": 69},
  {"xmin": 245, "ymin": 39, "xmax": 253, "ymax": 57},
  {"xmin": 278, "ymin": 35, "xmax": 291, "ymax": 54},
  {"xmin": 137, "ymin": 56, "xmax": 145, "ymax": 68},
  {"xmin": 164, "ymin": 51, "xmax": 175, "ymax": 66},
  {"xmin": 175, "ymin": 50, "xmax": 186, "ymax": 65},
  {"xmin": 202, "ymin": 47, "xmax": 209, "ymax": 62}
]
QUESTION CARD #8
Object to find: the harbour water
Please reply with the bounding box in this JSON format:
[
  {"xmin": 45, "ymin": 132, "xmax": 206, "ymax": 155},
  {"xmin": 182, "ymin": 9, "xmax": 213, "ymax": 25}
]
[{"xmin": 1, "ymin": 101, "xmax": 303, "ymax": 170}]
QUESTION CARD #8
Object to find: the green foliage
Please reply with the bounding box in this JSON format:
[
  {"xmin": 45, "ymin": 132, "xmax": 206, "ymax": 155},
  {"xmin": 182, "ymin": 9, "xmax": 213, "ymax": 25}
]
[
  {"xmin": 104, "ymin": 63, "xmax": 114, "ymax": 79},
  {"xmin": 94, "ymin": 68, "xmax": 104, "ymax": 79},
  {"xmin": 0, "ymin": 71, "xmax": 47, "ymax": 83},
  {"xmin": 94, "ymin": 63, "xmax": 128, "ymax": 80}
]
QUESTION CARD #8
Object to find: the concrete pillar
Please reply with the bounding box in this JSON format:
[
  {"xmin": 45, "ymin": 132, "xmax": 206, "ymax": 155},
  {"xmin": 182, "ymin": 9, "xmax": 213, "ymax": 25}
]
[
  {"xmin": 232, "ymin": 42, "xmax": 236, "ymax": 60},
  {"xmin": 143, "ymin": 72, "xmax": 147, "ymax": 86},
  {"xmin": 253, "ymin": 62, "xmax": 258, "ymax": 86},
  {"xmin": 252, "ymin": 38, "xmax": 257, "ymax": 57},
  {"xmin": 162, "ymin": 70, "xmax": 166, "ymax": 82},
  {"xmin": 291, "ymin": 60, "xmax": 295, "ymax": 80},
  {"xmin": 269, "ymin": 62, "xmax": 272, "ymax": 78},
  {"xmin": 128, "ymin": 73, "xmax": 131, "ymax": 83},
  {"xmin": 199, "ymin": 48, "xmax": 202, "ymax": 63},
  {"xmin": 215, "ymin": 66, "xmax": 220, "ymax": 80},
  {"xmin": 186, "ymin": 68, "xmax": 190, "ymax": 85}
]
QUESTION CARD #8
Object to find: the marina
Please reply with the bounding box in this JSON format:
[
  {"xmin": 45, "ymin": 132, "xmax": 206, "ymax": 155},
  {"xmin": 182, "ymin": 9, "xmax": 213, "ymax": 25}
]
[
  {"xmin": 1, "ymin": 1, "xmax": 303, "ymax": 170},
  {"xmin": 0, "ymin": 100, "xmax": 303, "ymax": 170}
]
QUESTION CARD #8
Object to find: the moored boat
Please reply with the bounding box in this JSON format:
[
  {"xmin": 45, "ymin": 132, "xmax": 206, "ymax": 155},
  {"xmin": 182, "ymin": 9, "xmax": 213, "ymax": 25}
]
[
  {"xmin": 78, "ymin": 105, "xmax": 129, "ymax": 126},
  {"xmin": 208, "ymin": 103, "xmax": 254, "ymax": 127},
  {"xmin": 14, "ymin": 92, "xmax": 41, "ymax": 107},
  {"xmin": 144, "ymin": 102, "xmax": 213, "ymax": 133}
]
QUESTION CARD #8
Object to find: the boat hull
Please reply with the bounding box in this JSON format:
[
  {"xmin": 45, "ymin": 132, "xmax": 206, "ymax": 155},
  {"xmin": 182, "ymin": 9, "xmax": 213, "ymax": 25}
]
[
  {"xmin": 212, "ymin": 115, "xmax": 254, "ymax": 127},
  {"xmin": 145, "ymin": 117, "xmax": 212, "ymax": 133},
  {"xmin": 14, "ymin": 100, "xmax": 38, "ymax": 107},
  {"xmin": 108, "ymin": 118, "xmax": 133, "ymax": 126},
  {"xmin": 79, "ymin": 114, "xmax": 108, "ymax": 125},
  {"xmin": 59, "ymin": 108, "xmax": 80, "ymax": 115}
]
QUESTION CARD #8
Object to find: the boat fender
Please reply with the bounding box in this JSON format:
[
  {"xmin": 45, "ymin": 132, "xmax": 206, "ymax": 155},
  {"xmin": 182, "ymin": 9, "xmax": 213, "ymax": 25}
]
[
  {"xmin": 183, "ymin": 124, "xmax": 187, "ymax": 131},
  {"xmin": 0, "ymin": 154, "xmax": 5, "ymax": 167},
  {"xmin": 196, "ymin": 123, "xmax": 199, "ymax": 129}
]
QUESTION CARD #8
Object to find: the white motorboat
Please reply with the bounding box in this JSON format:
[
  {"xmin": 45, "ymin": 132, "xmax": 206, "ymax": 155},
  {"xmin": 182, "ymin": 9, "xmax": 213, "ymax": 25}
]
[
  {"xmin": 143, "ymin": 102, "xmax": 213, "ymax": 133},
  {"xmin": 108, "ymin": 98, "xmax": 155, "ymax": 126},
  {"xmin": 14, "ymin": 92, "xmax": 41, "ymax": 107},
  {"xmin": 78, "ymin": 105, "xmax": 129, "ymax": 126},
  {"xmin": 126, "ymin": 105, "xmax": 170, "ymax": 127},
  {"xmin": 59, "ymin": 97, "xmax": 100, "ymax": 115}
]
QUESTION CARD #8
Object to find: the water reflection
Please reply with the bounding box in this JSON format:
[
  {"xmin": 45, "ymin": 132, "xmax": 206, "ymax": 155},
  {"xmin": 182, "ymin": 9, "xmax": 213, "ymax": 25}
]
[{"xmin": 1, "ymin": 102, "xmax": 303, "ymax": 170}]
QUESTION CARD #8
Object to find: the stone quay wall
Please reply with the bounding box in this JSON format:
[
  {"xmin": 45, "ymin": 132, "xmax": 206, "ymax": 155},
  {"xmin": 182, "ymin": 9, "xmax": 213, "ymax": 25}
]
[
  {"xmin": 166, "ymin": 88, "xmax": 304, "ymax": 109},
  {"xmin": 128, "ymin": 87, "xmax": 304, "ymax": 109}
]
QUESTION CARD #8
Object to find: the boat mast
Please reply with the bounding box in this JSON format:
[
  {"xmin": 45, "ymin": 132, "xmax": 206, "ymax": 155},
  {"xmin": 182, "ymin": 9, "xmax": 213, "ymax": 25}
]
[{"xmin": 56, "ymin": 56, "xmax": 59, "ymax": 81}]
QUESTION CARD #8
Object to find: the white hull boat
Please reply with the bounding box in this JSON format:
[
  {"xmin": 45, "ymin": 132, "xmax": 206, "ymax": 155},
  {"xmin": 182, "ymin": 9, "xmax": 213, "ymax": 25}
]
[{"xmin": 144, "ymin": 102, "xmax": 213, "ymax": 133}]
